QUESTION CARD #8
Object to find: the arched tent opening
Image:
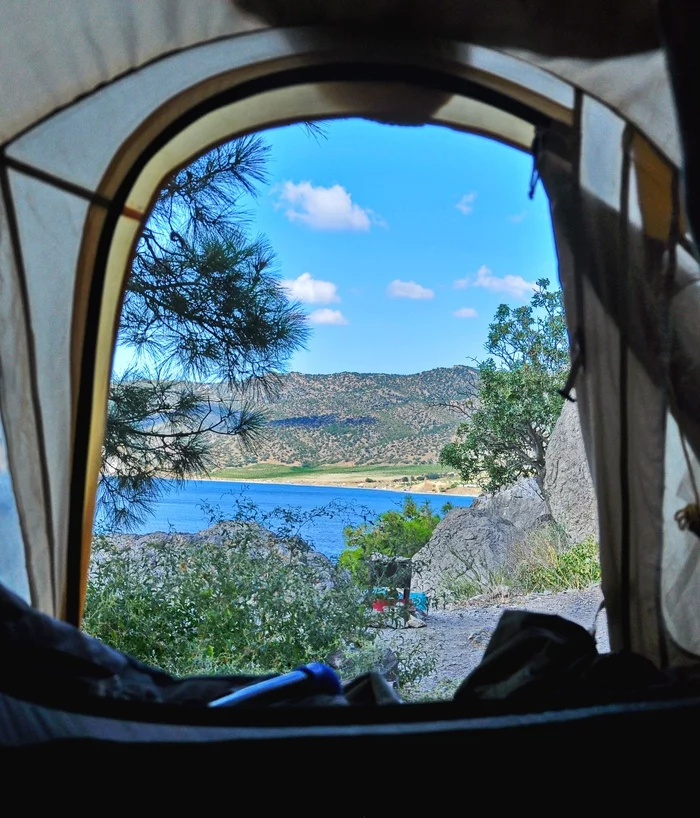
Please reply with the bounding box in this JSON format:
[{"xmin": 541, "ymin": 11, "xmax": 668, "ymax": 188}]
[
  {"xmin": 2, "ymin": 29, "xmax": 577, "ymax": 624},
  {"xmin": 3, "ymin": 0, "xmax": 700, "ymax": 759}
]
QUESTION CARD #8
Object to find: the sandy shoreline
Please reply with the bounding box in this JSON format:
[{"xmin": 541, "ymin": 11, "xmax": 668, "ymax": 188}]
[{"xmin": 199, "ymin": 474, "xmax": 481, "ymax": 497}]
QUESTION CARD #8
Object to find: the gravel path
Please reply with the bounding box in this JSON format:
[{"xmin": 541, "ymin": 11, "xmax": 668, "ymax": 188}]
[{"xmin": 380, "ymin": 585, "xmax": 609, "ymax": 698}]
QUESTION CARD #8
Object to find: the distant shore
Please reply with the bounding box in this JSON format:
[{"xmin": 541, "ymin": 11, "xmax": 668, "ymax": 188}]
[{"xmin": 200, "ymin": 464, "xmax": 481, "ymax": 497}]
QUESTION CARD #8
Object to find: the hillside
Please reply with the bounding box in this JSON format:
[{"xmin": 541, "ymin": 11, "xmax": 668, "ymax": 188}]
[{"xmin": 210, "ymin": 365, "xmax": 477, "ymax": 468}]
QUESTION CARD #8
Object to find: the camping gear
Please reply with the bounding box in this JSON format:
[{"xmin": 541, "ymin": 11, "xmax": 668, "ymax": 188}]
[
  {"xmin": 407, "ymin": 592, "xmax": 428, "ymax": 613},
  {"xmin": 208, "ymin": 663, "xmax": 342, "ymax": 708},
  {"xmin": 371, "ymin": 589, "xmax": 429, "ymax": 613},
  {"xmin": 369, "ymin": 557, "xmax": 413, "ymax": 608},
  {"xmin": 2, "ymin": 0, "xmax": 700, "ymax": 778}
]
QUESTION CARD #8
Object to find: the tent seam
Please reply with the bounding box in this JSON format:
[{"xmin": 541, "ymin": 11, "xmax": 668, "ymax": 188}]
[
  {"xmin": 0, "ymin": 158, "xmax": 57, "ymax": 613},
  {"xmin": 2, "ymin": 156, "xmax": 142, "ymax": 221},
  {"xmin": 619, "ymin": 125, "xmax": 633, "ymax": 651}
]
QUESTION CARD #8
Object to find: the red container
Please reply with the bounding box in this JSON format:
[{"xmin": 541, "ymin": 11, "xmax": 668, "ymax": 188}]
[{"xmin": 371, "ymin": 598, "xmax": 397, "ymax": 612}]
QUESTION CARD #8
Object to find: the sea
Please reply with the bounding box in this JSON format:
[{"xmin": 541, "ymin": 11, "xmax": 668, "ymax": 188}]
[{"xmin": 103, "ymin": 479, "xmax": 474, "ymax": 560}]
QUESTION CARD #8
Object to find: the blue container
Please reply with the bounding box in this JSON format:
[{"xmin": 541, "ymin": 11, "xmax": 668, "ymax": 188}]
[
  {"xmin": 371, "ymin": 587, "xmax": 428, "ymax": 613},
  {"xmin": 409, "ymin": 592, "xmax": 429, "ymax": 613}
]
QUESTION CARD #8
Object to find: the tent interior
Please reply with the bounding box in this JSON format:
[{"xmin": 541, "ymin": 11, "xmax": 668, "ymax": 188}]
[{"xmin": 2, "ymin": 0, "xmax": 700, "ymax": 769}]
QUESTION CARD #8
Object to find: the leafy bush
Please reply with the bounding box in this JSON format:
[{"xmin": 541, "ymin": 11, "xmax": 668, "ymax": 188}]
[
  {"xmin": 338, "ymin": 496, "xmax": 447, "ymax": 586},
  {"xmin": 440, "ymin": 281, "xmax": 567, "ymax": 493},
  {"xmin": 516, "ymin": 536, "xmax": 601, "ymax": 593},
  {"xmin": 335, "ymin": 636, "xmax": 436, "ymax": 692},
  {"xmin": 84, "ymin": 499, "xmax": 437, "ymax": 691},
  {"xmin": 84, "ymin": 527, "xmax": 370, "ymax": 676}
]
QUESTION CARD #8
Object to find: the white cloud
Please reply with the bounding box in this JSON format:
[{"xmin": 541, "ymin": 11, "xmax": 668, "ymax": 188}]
[
  {"xmin": 508, "ymin": 211, "xmax": 528, "ymax": 223},
  {"xmin": 277, "ymin": 181, "xmax": 379, "ymax": 231},
  {"xmin": 387, "ymin": 280, "xmax": 435, "ymax": 300},
  {"xmin": 454, "ymin": 307, "xmax": 478, "ymax": 319},
  {"xmin": 281, "ymin": 272, "xmax": 340, "ymax": 305},
  {"xmin": 308, "ymin": 308, "xmax": 349, "ymax": 325},
  {"xmin": 456, "ymin": 192, "xmax": 477, "ymax": 215},
  {"xmin": 453, "ymin": 265, "xmax": 537, "ymax": 301}
]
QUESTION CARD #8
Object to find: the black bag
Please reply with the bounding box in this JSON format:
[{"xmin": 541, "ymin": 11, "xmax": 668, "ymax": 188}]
[{"xmin": 454, "ymin": 609, "xmax": 668, "ymax": 706}]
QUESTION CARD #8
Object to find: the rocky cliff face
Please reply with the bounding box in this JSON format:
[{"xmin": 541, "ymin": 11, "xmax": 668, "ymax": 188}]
[
  {"xmin": 411, "ymin": 508, "xmax": 520, "ymax": 597},
  {"xmin": 544, "ymin": 397, "xmax": 599, "ymax": 544},
  {"xmin": 470, "ymin": 477, "xmax": 552, "ymax": 531},
  {"xmin": 411, "ymin": 397, "xmax": 600, "ymax": 598}
]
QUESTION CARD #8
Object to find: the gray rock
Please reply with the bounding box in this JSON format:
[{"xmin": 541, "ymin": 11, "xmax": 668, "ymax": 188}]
[
  {"xmin": 544, "ymin": 396, "xmax": 599, "ymax": 544},
  {"xmin": 407, "ymin": 615, "xmax": 427, "ymax": 628},
  {"xmin": 105, "ymin": 520, "xmax": 276, "ymax": 552},
  {"xmin": 467, "ymin": 627, "xmax": 492, "ymax": 646},
  {"xmin": 101, "ymin": 521, "xmax": 336, "ymax": 589},
  {"xmin": 376, "ymin": 648, "xmax": 400, "ymax": 682},
  {"xmin": 325, "ymin": 648, "xmax": 345, "ymax": 670},
  {"xmin": 411, "ymin": 509, "xmax": 522, "ymax": 599},
  {"xmin": 470, "ymin": 477, "xmax": 552, "ymax": 532}
]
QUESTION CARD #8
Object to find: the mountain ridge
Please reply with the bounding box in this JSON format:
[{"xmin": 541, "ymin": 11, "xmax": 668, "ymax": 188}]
[{"xmin": 211, "ymin": 364, "xmax": 477, "ymax": 468}]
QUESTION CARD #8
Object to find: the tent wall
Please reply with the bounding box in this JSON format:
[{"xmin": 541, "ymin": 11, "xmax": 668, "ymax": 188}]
[
  {"xmin": 0, "ymin": 420, "xmax": 30, "ymax": 603},
  {"xmin": 0, "ymin": 3, "xmax": 699, "ymax": 675},
  {"xmin": 0, "ymin": 192, "xmax": 54, "ymax": 613},
  {"xmin": 537, "ymin": 91, "xmax": 700, "ymax": 665}
]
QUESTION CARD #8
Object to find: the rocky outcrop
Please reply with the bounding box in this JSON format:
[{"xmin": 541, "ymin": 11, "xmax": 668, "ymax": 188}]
[
  {"xmin": 470, "ymin": 477, "xmax": 552, "ymax": 532},
  {"xmin": 106, "ymin": 521, "xmax": 276, "ymax": 551},
  {"xmin": 411, "ymin": 509, "xmax": 521, "ymax": 598},
  {"xmin": 103, "ymin": 521, "xmax": 336, "ymax": 589},
  {"xmin": 410, "ymin": 399, "xmax": 600, "ymax": 599},
  {"xmin": 544, "ymin": 397, "xmax": 599, "ymax": 544}
]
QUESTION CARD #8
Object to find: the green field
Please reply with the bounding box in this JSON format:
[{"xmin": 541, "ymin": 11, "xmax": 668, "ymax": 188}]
[{"xmin": 209, "ymin": 463, "xmax": 451, "ymax": 482}]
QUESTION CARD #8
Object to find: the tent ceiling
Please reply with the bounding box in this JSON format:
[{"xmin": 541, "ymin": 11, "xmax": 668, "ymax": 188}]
[
  {"xmin": 0, "ymin": 2, "xmax": 678, "ymax": 164},
  {"xmin": 4, "ymin": 31, "xmax": 573, "ymax": 200},
  {"xmin": 235, "ymin": 0, "xmax": 660, "ymax": 59}
]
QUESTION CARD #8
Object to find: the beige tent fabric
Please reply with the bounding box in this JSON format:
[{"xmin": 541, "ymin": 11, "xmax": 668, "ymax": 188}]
[
  {"xmin": 0, "ymin": 199, "xmax": 54, "ymax": 613},
  {"xmin": 535, "ymin": 97, "xmax": 694, "ymax": 665},
  {"xmin": 0, "ymin": 420, "xmax": 30, "ymax": 604},
  {"xmin": 528, "ymin": 51, "xmax": 680, "ymax": 168},
  {"xmin": 9, "ymin": 174, "xmax": 92, "ymax": 615},
  {"xmin": 0, "ymin": 0, "xmax": 262, "ymax": 145},
  {"xmin": 236, "ymin": 0, "xmax": 659, "ymax": 58},
  {"xmin": 663, "ymin": 416, "xmax": 700, "ymax": 659},
  {"xmin": 0, "ymin": 0, "xmax": 697, "ymax": 672},
  {"xmin": 0, "ymin": 3, "xmax": 678, "ymax": 161}
]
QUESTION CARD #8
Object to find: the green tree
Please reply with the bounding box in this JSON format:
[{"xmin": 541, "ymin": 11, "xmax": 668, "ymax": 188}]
[
  {"xmin": 440, "ymin": 279, "xmax": 568, "ymax": 493},
  {"xmin": 339, "ymin": 497, "xmax": 449, "ymax": 586},
  {"xmin": 99, "ymin": 136, "xmax": 309, "ymax": 529}
]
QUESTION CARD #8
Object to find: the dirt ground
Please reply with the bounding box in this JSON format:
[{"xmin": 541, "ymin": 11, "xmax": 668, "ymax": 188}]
[{"xmin": 380, "ymin": 584, "xmax": 608, "ymax": 698}]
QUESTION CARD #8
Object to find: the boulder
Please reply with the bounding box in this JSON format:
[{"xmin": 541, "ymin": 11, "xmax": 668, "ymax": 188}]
[
  {"xmin": 411, "ymin": 508, "xmax": 521, "ymax": 598},
  {"xmin": 470, "ymin": 477, "xmax": 552, "ymax": 532},
  {"xmin": 544, "ymin": 396, "xmax": 599, "ymax": 544},
  {"xmin": 101, "ymin": 521, "xmax": 336, "ymax": 589}
]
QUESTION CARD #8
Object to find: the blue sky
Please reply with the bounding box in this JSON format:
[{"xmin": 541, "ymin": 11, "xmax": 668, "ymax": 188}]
[
  {"xmin": 116, "ymin": 119, "xmax": 559, "ymax": 376},
  {"xmin": 257, "ymin": 119, "xmax": 557, "ymax": 374}
]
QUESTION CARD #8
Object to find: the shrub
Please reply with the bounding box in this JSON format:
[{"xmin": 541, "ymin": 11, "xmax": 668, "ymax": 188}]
[
  {"xmin": 84, "ymin": 528, "xmax": 370, "ymax": 676},
  {"xmin": 84, "ymin": 500, "xmax": 437, "ymax": 691},
  {"xmin": 516, "ymin": 536, "xmax": 601, "ymax": 593},
  {"xmin": 339, "ymin": 496, "xmax": 443, "ymax": 587}
]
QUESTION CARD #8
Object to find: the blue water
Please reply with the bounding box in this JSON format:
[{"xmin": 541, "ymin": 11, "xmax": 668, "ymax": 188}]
[{"xmin": 114, "ymin": 480, "xmax": 474, "ymax": 560}]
